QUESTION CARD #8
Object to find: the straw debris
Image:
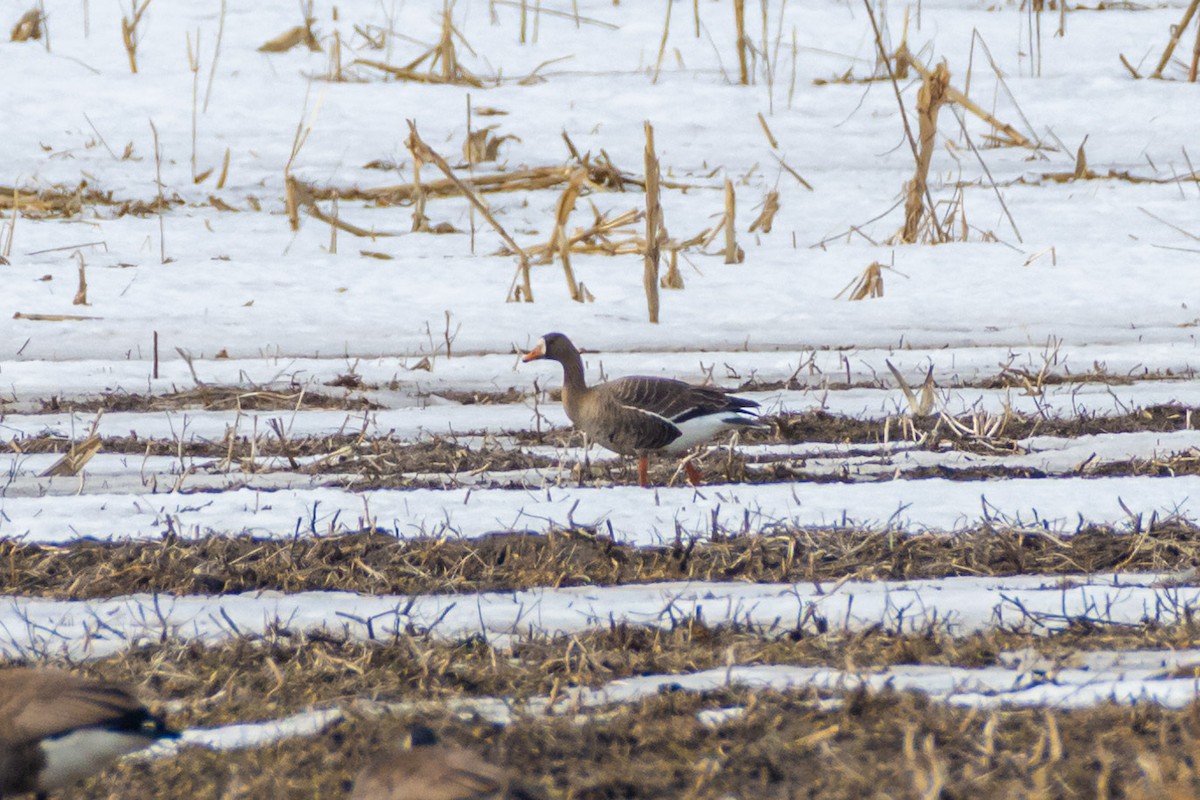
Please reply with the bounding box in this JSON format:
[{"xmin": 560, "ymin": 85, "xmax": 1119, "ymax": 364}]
[
  {"xmin": 39, "ymin": 384, "xmax": 375, "ymax": 414},
  {"xmin": 18, "ymin": 641, "xmax": 1200, "ymax": 800},
  {"xmin": 747, "ymin": 190, "xmax": 779, "ymax": 234},
  {"xmin": 355, "ymin": 4, "xmax": 489, "ymax": 87},
  {"xmin": 405, "ymin": 121, "xmax": 533, "ymax": 301},
  {"xmin": 9, "ymin": 8, "xmax": 41, "ymax": 41},
  {"xmin": 121, "ymin": 0, "xmax": 153, "ymax": 74},
  {"xmin": 69, "ymin": 254, "xmax": 88, "ymax": 306},
  {"xmin": 462, "ymin": 126, "xmax": 517, "ymax": 165},
  {"xmin": 12, "ymin": 518, "xmax": 1200, "ymax": 600},
  {"xmin": 40, "ymin": 433, "xmax": 101, "ymax": 477},
  {"xmin": 258, "ymin": 21, "xmax": 321, "ymax": 53},
  {"xmin": 896, "ymin": 47, "xmax": 1033, "ymax": 149},
  {"xmin": 1148, "ymin": 0, "xmax": 1200, "ymax": 79},
  {"xmin": 836, "ymin": 261, "xmax": 885, "ymax": 301}
]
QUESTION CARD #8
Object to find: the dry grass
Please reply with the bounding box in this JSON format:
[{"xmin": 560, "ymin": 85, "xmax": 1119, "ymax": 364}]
[
  {"xmin": 6, "ymin": 519, "xmax": 1200, "ymax": 600},
  {"xmin": 9, "ymin": 400, "xmax": 1197, "ymax": 479},
  {"xmin": 17, "ymin": 620, "xmax": 1200, "ymax": 731},
  {"xmin": 751, "ymin": 404, "xmax": 1198, "ymax": 445},
  {"xmin": 38, "ymin": 384, "xmax": 376, "ymax": 414},
  {"xmin": 0, "ymin": 182, "xmax": 180, "ymax": 219},
  {"xmin": 26, "ymin": 631, "xmax": 1200, "ymax": 799}
]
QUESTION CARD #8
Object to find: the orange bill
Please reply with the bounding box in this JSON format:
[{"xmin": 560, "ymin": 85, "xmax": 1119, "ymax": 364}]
[{"xmin": 521, "ymin": 342, "xmax": 545, "ymax": 362}]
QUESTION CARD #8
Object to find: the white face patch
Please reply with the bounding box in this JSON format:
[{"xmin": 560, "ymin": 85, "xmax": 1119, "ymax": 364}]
[
  {"xmin": 38, "ymin": 728, "xmax": 158, "ymax": 790},
  {"xmin": 524, "ymin": 336, "xmax": 548, "ymax": 362}
]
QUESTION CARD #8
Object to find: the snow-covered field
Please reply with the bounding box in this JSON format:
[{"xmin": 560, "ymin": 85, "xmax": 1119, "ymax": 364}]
[{"xmin": 3, "ymin": 0, "xmax": 1200, "ymax": 794}]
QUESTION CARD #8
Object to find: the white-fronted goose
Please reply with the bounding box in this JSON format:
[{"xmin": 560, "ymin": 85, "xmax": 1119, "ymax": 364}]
[
  {"xmin": 0, "ymin": 667, "xmax": 179, "ymax": 800},
  {"xmin": 522, "ymin": 332, "xmax": 760, "ymax": 487},
  {"xmin": 351, "ymin": 725, "xmax": 541, "ymax": 800}
]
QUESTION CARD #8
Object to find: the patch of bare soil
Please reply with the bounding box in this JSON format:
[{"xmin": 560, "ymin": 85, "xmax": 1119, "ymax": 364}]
[
  {"xmin": 757, "ymin": 404, "xmax": 1198, "ymax": 446},
  {"xmin": 735, "ymin": 364, "xmax": 1193, "ymax": 394},
  {"xmin": 312, "ymin": 438, "xmax": 557, "ymax": 483},
  {"xmin": 22, "ymin": 617, "xmax": 1200, "ymax": 731},
  {"xmin": 6, "ymin": 522, "xmax": 1199, "ymax": 600},
  {"xmin": 511, "ymin": 405, "xmax": 1199, "ymax": 450},
  {"xmin": 40, "ymin": 385, "xmax": 380, "ymax": 413},
  {"xmin": 730, "ymin": 451, "xmax": 1200, "ymax": 485},
  {"xmin": 431, "ymin": 387, "xmax": 531, "ymax": 405},
  {"xmin": 49, "ymin": 652, "xmax": 1200, "ymax": 799}
]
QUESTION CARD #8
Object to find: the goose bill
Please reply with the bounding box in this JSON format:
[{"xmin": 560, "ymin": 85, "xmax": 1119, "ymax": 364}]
[{"xmin": 521, "ymin": 339, "xmax": 546, "ymax": 362}]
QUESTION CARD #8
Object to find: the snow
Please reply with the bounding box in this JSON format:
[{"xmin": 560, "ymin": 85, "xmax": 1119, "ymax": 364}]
[
  {"xmin": 2, "ymin": 573, "xmax": 1195, "ymax": 662},
  {"xmin": 0, "ymin": 474, "xmax": 1197, "ymax": 544},
  {"xmin": 0, "ymin": 3, "xmax": 1197, "ymax": 363}
]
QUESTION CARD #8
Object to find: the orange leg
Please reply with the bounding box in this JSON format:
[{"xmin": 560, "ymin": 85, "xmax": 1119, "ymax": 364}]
[
  {"xmin": 684, "ymin": 460, "xmax": 703, "ymax": 486},
  {"xmin": 638, "ymin": 456, "xmax": 650, "ymax": 487}
]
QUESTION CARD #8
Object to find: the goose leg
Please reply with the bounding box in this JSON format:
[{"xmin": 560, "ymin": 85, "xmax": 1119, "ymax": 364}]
[
  {"xmin": 684, "ymin": 461, "xmax": 703, "ymax": 486},
  {"xmin": 638, "ymin": 456, "xmax": 650, "ymax": 487}
]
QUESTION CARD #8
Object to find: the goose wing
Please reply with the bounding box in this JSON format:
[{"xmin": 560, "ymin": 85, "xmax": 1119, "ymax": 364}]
[
  {"xmin": 0, "ymin": 669, "xmax": 149, "ymax": 743},
  {"xmin": 606, "ymin": 377, "xmax": 758, "ymax": 424}
]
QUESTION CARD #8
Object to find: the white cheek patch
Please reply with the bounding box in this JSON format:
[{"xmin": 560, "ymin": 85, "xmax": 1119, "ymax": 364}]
[{"xmin": 38, "ymin": 728, "xmax": 158, "ymax": 790}]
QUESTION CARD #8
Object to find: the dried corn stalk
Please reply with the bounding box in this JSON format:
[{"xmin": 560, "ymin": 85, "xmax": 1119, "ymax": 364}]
[
  {"xmin": 507, "ymin": 208, "xmax": 644, "ymax": 260},
  {"xmin": 355, "ymin": 5, "xmax": 488, "ymax": 87},
  {"xmin": 886, "ymin": 360, "xmax": 936, "ymax": 416},
  {"xmin": 405, "ymin": 121, "xmax": 533, "ymax": 301},
  {"xmin": 548, "ymin": 169, "xmax": 588, "ymax": 301},
  {"xmin": 660, "ymin": 246, "xmax": 684, "ymax": 290},
  {"xmin": 259, "ymin": 23, "xmax": 321, "ymax": 53},
  {"xmin": 42, "ymin": 434, "xmax": 102, "ymax": 477},
  {"xmin": 899, "ymin": 62, "xmax": 949, "ymax": 244},
  {"xmin": 723, "ymin": 179, "xmax": 744, "ymax": 263},
  {"xmin": 836, "ymin": 262, "xmax": 885, "ymax": 301},
  {"xmin": 748, "ymin": 190, "xmax": 780, "ymax": 233},
  {"xmin": 463, "ymin": 126, "xmax": 517, "ymax": 165},
  {"xmin": 10, "ymin": 9, "xmax": 41, "ymax": 41},
  {"xmin": 733, "ymin": 0, "xmax": 749, "ymax": 85},
  {"xmin": 121, "ymin": 0, "xmax": 153, "ymax": 74},
  {"xmin": 1150, "ymin": 0, "xmax": 1200, "ymax": 78},
  {"xmin": 73, "ymin": 257, "xmax": 88, "ymax": 305},
  {"xmin": 643, "ymin": 122, "xmax": 663, "ymax": 322},
  {"xmin": 898, "ymin": 48, "xmax": 1031, "ymax": 149}
]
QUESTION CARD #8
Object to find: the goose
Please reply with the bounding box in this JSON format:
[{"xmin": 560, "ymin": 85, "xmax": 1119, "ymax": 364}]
[
  {"xmin": 522, "ymin": 332, "xmax": 760, "ymax": 487},
  {"xmin": 351, "ymin": 724, "xmax": 541, "ymax": 800},
  {"xmin": 0, "ymin": 666, "xmax": 179, "ymax": 799}
]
